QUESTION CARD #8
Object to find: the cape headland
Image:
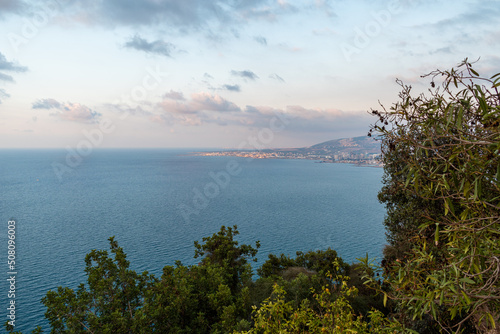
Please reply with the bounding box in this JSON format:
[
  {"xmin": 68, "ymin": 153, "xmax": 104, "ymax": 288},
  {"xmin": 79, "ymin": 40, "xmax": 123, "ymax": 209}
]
[{"xmin": 193, "ymin": 136, "xmax": 382, "ymax": 166}]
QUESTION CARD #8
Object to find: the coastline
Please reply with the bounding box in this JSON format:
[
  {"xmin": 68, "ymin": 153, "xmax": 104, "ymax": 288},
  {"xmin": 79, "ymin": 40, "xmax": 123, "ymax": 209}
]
[{"xmin": 188, "ymin": 150, "xmax": 383, "ymax": 167}]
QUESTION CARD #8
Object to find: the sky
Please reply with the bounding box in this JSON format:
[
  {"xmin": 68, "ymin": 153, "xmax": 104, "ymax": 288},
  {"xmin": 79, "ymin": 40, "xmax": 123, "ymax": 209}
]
[{"xmin": 0, "ymin": 0, "xmax": 499, "ymax": 149}]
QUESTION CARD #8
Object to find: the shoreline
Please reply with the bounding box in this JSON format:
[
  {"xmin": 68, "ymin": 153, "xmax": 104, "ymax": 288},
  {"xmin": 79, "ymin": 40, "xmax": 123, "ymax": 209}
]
[{"xmin": 188, "ymin": 151, "xmax": 383, "ymax": 168}]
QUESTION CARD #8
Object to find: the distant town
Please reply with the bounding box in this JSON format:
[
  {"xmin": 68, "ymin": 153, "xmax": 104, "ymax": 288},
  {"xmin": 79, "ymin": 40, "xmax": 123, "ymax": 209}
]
[{"xmin": 193, "ymin": 136, "xmax": 383, "ymax": 167}]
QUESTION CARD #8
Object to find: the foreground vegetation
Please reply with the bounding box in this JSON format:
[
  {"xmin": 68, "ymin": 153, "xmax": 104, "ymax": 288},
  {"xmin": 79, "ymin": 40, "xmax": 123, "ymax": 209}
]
[
  {"xmin": 9, "ymin": 60, "xmax": 499, "ymax": 333},
  {"xmin": 8, "ymin": 226, "xmax": 400, "ymax": 333},
  {"xmin": 366, "ymin": 59, "xmax": 499, "ymax": 333}
]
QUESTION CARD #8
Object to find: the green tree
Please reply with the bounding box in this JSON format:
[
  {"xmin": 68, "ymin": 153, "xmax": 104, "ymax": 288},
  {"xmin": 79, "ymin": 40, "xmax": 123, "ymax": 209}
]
[
  {"xmin": 258, "ymin": 248, "xmax": 348, "ymax": 279},
  {"xmin": 365, "ymin": 59, "xmax": 500, "ymax": 333},
  {"xmin": 240, "ymin": 262, "xmax": 407, "ymax": 334},
  {"xmin": 137, "ymin": 225, "xmax": 259, "ymax": 333},
  {"xmin": 43, "ymin": 236, "xmax": 151, "ymax": 333},
  {"xmin": 36, "ymin": 226, "xmax": 259, "ymax": 333},
  {"xmin": 194, "ymin": 225, "xmax": 260, "ymax": 294},
  {"xmin": 137, "ymin": 261, "xmax": 252, "ymax": 333}
]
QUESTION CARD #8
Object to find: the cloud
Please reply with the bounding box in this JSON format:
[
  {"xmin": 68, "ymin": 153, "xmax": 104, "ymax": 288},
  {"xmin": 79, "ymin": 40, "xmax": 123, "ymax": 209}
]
[
  {"xmin": 101, "ymin": 0, "xmax": 216, "ymax": 27},
  {"xmin": 124, "ymin": 35, "xmax": 175, "ymax": 57},
  {"xmin": 113, "ymin": 87, "xmax": 372, "ymax": 138},
  {"xmin": 68, "ymin": 0, "xmax": 271, "ymax": 30},
  {"xmin": 106, "ymin": 103, "xmax": 153, "ymax": 117},
  {"xmin": 159, "ymin": 92, "xmax": 240, "ymax": 114},
  {"xmin": 231, "ymin": 70, "xmax": 259, "ymax": 80},
  {"xmin": 0, "ymin": 89, "xmax": 10, "ymax": 103},
  {"xmin": 429, "ymin": 47, "xmax": 453, "ymax": 55},
  {"xmin": 477, "ymin": 55, "xmax": 500, "ymax": 77},
  {"xmin": 0, "ymin": 52, "xmax": 27, "ymax": 102},
  {"xmin": 432, "ymin": 3, "xmax": 500, "ymax": 30},
  {"xmin": 155, "ymin": 90, "xmax": 369, "ymax": 135},
  {"xmin": 0, "ymin": 73, "xmax": 14, "ymax": 82},
  {"xmin": 32, "ymin": 99, "xmax": 102, "ymax": 123},
  {"xmin": 0, "ymin": 0, "xmax": 25, "ymax": 14},
  {"xmin": 156, "ymin": 92, "xmax": 241, "ymax": 125},
  {"xmin": 190, "ymin": 92, "xmax": 241, "ymax": 112},
  {"xmin": 0, "ymin": 51, "xmax": 28, "ymax": 84},
  {"xmin": 254, "ymin": 36, "xmax": 267, "ymax": 45},
  {"xmin": 223, "ymin": 84, "xmax": 241, "ymax": 92},
  {"xmin": 269, "ymin": 73, "xmax": 285, "ymax": 82},
  {"xmin": 312, "ymin": 0, "xmax": 337, "ymax": 17},
  {"xmin": 242, "ymin": 105, "xmax": 372, "ymax": 135},
  {"xmin": 163, "ymin": 90, "xmax": 185, "ymax": 100},
  {"xmin": 32, "ymin": 98, "xmax": 61, "ymax": 109},
  {"xmin": 0, "ymin": 52, "xmax": 28, "ymax": 72}
]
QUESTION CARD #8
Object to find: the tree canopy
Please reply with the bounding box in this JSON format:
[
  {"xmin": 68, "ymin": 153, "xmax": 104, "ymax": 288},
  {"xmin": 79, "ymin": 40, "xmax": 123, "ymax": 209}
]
[{"xmin": 365, "ymin": 59, "xmax": 500, "ymax": 333}]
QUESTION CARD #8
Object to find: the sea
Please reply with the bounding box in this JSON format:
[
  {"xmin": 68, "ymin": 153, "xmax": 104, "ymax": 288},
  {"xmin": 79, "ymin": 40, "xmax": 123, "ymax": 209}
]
[{"xmin": 0, "ymin": 149, "xmax": 387, "ymax": 332}]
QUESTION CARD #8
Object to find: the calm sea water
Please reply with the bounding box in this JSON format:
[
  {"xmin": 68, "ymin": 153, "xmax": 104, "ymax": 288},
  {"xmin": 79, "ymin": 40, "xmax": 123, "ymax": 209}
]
[{"xmin": 0, "ymin": 149, "xmax": 386, "ymax": 332}]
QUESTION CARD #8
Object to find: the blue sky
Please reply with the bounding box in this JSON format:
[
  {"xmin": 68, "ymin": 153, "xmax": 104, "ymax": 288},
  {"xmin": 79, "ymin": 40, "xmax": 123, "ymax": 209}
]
[{"xmin": 0, "ymin": 0, "xmax": 499, "ymax": 148}]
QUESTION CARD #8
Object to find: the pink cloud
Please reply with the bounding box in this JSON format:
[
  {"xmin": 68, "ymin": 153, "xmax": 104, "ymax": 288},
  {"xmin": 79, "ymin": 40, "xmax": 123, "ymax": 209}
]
[
  {"xmin": 32, "ymin": 99, "xmax": 101, "ymax": 124},
  {"xmin": 159, "ymin": 92, "xmax": 240, "ymax": 115}
]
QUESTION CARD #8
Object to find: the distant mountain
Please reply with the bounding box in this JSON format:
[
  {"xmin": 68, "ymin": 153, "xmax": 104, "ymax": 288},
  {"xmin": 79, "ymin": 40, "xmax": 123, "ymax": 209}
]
[
  {"xmin": 303, "ymin": 136, "xmax": 380, "ymax": 155},
  {"xmin": 265, "ymin": 136, "xmax": 380, "ymax": 155},
  {"xmin": 196, "ymin": 136, "xmax": 381, "ymax": 165}
]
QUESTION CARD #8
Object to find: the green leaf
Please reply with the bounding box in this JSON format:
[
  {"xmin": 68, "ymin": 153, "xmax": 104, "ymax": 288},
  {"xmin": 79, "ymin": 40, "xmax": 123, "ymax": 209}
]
[
  {"xmin": 470, "ymin": 68, "xmax": 479, "ymax": 76},
  {"xmin": 459, "ymin": 277, "xmax": 475, "ymax": 284},
  {"xmin": 451, "ymin": 307, "xmax": 457, "ymax": 319},
  {"xmin": 487, "ymin": 313, "xmax": 496, "ymax": 329},
  {"xmin": 383, "ymin": 292, "xmax": 387, "ymax": 307},
  {"xmin": 435, "ymin": 224, "xmax": 440, "ymax": 245},
  {"xmin": 457, "ymin": 106, "xmax": 463, "ymax": 128},
  {"xmin": 474, "ymin": 179, "xmax": 480, "ymax": 200},
  {"xmin": 444, "ymin": 198, "xmax": 454, "ymax": 215},
  {"xmin": 463, "ymin": 180, "xmax": 471, "ymax": 197},
  {"xmin": 431, "ymin": 304, "xmax": 437, "ymax": 320},
  {"xmin": 461, "ymin": 290, "xmax": 471, "ymax": 305}
]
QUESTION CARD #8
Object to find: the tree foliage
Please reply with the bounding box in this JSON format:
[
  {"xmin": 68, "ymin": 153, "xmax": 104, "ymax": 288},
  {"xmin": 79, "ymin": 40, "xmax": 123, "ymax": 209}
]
[
  {"xmin": 365, "ymin": 59, "xmax": 500, "ymax": 333},
  {"xmin": 37, "ymin": 226, "xmax": 259, "ymax": 333},
  {"xmin": 257, "ymin": 248, "xmax": 348, "ymax": 279},
  {"xmin": 43, "ymin": 236, "xmax": 150, "ymax": 333},
  {"xmin": 194, "ymin": 225, "xmax": 260, "ymax": 294},
  {"xmin": 14, "ymin": 226, "xmax": 403, "ymax": 333},
  {"xmin": 240, "ymin": 262, "xmax": 406, "ymax": 334}
]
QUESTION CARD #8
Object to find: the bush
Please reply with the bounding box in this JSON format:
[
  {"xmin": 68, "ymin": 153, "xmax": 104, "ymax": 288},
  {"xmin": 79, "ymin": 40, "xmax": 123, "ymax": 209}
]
[{"xmin": 365, "ymin": 59, "xmax": 500, "ymax": 333}]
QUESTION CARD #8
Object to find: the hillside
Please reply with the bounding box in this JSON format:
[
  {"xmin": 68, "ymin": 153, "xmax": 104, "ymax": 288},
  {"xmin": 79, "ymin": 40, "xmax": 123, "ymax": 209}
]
[
  {"xmin": 196, "ymin": 136, "xmax": 381, "ymax": 165},
  {"xmin": 297, "ymin": 136, "xmax": 380, "ymax": 156}
]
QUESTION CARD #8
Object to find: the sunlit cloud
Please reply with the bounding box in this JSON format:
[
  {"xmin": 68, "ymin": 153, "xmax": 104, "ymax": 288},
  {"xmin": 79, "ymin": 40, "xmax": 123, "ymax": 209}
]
[
  {"xmin": 32, "ymin": 99, "xmax": 102, "ymax": 124},
  {"xmin": 163, "ymin": 90, "xmax": 185, "ymax": 101},
  {"xmin": 160, "ymin": 92, "xmax": 241, "ymax": 115}
]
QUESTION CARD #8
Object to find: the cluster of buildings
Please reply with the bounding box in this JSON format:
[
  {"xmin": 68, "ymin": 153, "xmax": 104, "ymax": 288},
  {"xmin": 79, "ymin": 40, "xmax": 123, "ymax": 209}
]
[{"xmin": 197, "ymin": 150, "xmax": 382, "ymax": 166}]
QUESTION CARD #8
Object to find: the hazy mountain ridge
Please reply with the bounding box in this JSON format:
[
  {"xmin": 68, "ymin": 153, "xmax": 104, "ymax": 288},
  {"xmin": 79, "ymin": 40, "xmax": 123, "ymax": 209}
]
[
  {"xmin": 296, "ymin": 136, "xmax": 380, "ymax": 156},
  {"xmin": 196, "ymin": 136, "xmax": 381, "ymax": 165}
]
